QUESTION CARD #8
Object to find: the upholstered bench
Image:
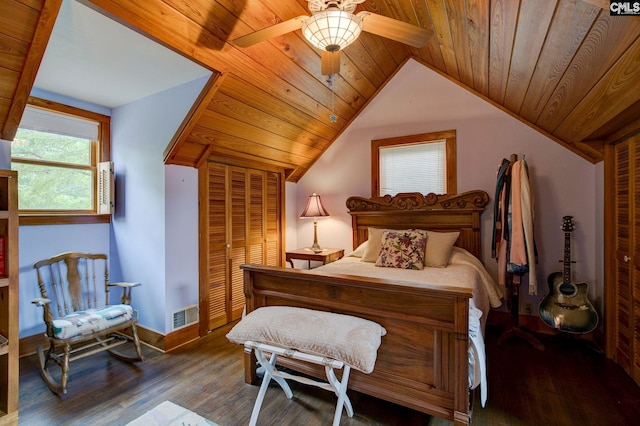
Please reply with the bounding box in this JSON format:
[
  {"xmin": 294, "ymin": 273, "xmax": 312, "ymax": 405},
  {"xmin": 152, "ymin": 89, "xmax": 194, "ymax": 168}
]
[{"xmin": 226, "ymin": 306, "xmax": 386, "ymax": 426}]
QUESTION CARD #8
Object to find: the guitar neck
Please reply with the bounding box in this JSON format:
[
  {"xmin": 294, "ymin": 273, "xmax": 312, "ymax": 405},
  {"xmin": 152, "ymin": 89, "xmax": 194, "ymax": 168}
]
[{"xmin": 563, "ymin": 231, "xmax": 572, "ymax": 284}]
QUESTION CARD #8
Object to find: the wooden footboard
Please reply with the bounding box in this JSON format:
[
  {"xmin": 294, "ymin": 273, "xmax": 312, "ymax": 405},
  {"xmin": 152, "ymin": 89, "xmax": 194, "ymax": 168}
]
[{"xmin": 241, "ymin": 264, "xmax": 473, "ymax": 425}]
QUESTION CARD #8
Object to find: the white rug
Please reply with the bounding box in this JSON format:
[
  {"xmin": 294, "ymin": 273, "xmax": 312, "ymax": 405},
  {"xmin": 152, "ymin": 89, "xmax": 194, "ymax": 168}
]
[{"xmin": 126, "ymin": 401, "xmax": 218, "ymax": 426}]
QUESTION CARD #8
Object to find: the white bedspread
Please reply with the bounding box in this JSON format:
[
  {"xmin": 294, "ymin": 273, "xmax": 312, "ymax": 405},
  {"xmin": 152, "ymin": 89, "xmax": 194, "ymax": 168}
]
[
  {"xmin": 307, "ymin": 247, "xmax": 503, "ymax": 407},
  {"xmin": 310, "ymin": 248, "xmax": 502, "ymax": 320}
]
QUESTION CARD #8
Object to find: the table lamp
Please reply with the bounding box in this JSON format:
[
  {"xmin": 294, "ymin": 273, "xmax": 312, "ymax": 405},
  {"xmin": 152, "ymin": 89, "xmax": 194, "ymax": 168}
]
[{"xmin": 300, "ymin": 193, "xmax": 330, "ymax": 253}]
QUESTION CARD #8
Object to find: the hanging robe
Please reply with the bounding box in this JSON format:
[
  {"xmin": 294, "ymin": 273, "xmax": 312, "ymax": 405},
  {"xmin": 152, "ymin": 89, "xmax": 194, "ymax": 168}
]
[
  {"xmin": 491, "ymin": 158, "xmax": 511, "ymax": 287},
  {"xmin": 519, "ymin": 160, "xmax": 538, "ymax": 295},
  {"xmin": 507, "ymin": 160, "xmax": 528, "ymax": 275},
  {"xmin": 492, "ymin": 158, "xmax": 537, "ymax": 293},
  {"xmin": 491, "ymin": 158, "xmax": 510, "ymax": 259}
]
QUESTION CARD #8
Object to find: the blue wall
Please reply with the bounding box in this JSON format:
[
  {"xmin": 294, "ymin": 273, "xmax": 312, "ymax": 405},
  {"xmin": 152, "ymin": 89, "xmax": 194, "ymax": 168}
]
[
  {"xmin": 17, "ymin": 75, "xmax": 209, "ymax": 338},
  {"xmin": 19, "ymin": 225, "xmax": 110, "ymax": 337},
  {"xmin": 165, "ymin": 165, "xmax": 199, "ymax": 332},
  {"xmin": 0, "ymin": 139, "xmax": 11, "ymax": 168},
  {"xmin": 110, "ymin": 75, "xmax": 208, "ymax": 334},
  {"xmin": 17, "ymin": 90, "xmax": 112, "ymax": 338}
]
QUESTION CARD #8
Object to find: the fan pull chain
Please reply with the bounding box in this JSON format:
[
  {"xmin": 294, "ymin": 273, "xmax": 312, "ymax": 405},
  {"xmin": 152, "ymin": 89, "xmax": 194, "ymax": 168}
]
[{"xmin": 327, "ymin": 74, "xmax": 337, "ymax": 123}]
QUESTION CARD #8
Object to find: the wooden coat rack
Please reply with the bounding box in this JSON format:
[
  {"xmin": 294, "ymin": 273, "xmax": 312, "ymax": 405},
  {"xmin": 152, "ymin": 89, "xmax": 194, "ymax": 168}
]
[{"xmin": 497, "ymin": 154, "xmax": 544, "ymax": 350}]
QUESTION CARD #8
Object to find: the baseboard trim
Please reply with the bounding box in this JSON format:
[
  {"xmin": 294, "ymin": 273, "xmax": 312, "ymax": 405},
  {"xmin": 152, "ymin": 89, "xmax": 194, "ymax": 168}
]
[
  {"xmin": 19, "ymin": 333, "xmax": 47, "ymax": 358},
  {"xmin": 19, "ymin": 323, "xmax": 202, "ymax": 358}
]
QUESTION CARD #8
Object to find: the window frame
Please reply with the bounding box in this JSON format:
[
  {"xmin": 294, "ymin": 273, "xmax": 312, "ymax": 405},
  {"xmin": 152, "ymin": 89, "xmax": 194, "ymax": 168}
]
[
  {"xmin": 13, "ymin": 97, "xmax": 111, "ymax": 226},
  {"xmin": 371, "ymin": 130, "xmax": 457, "ymax": 198}
]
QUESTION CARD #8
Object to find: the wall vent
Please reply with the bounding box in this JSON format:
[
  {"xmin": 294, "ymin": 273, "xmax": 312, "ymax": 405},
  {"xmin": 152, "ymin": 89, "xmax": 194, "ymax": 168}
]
[{"xmin": 172, "ymin": 304, "xmax": 199, "ymax": 331}]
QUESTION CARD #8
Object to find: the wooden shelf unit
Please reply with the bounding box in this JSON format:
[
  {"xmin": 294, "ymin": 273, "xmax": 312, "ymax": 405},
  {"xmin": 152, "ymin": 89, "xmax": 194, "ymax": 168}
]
[{"xmin": 0, "ymin": 170, "xmax": 18, "ymax": 424}]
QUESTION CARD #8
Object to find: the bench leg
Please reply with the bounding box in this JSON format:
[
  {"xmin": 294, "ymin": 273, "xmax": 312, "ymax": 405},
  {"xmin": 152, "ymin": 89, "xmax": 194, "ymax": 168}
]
[
  {"xmin": 249, "ymin": 350, "xmax": 293, "ymax": 426},
  {"xmin": 329, "ymin": 364, "xmax": 353, "ymax": 426},
  {"xmin": 246, "ymin": 342, "xmax": 357, "ymax": 426}
]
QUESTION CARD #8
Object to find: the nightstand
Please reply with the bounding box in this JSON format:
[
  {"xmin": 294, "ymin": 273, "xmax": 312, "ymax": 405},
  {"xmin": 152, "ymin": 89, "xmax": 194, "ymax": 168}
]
[{"xmin": 286, "ymin": 248, "xmax": 344, "ymax": 269}]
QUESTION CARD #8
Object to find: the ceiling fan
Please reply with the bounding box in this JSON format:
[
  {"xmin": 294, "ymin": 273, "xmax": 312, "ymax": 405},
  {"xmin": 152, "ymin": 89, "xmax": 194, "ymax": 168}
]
[{"xmin": 232, "ymin": 0, "xmax": 431, "ymax": 75}]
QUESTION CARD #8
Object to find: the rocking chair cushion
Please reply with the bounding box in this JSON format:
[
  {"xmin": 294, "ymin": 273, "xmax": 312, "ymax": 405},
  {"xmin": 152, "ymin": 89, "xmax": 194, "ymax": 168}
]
[{"xmin": 51, "ymin": 304, "xmax": 134, "ymax": 340}]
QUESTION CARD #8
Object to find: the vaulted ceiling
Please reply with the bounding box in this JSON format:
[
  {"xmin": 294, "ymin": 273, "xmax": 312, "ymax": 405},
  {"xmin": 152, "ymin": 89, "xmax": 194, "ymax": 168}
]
[{"xmin": 1, "ymin": 0, "xmax": 640, "ymax": 182}]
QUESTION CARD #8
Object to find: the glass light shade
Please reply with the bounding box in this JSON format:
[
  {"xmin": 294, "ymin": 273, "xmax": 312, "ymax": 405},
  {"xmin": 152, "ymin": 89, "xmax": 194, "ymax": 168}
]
[{"xmin": 302, "ymin": 10, "xmax": 363, "ymax": 52}]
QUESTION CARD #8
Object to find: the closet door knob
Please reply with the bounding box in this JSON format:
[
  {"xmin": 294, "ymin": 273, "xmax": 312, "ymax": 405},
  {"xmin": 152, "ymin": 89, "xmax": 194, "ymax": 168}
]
[{"xmin": 624, "ymin": 255, "xmax": 631, "ymax": 262}]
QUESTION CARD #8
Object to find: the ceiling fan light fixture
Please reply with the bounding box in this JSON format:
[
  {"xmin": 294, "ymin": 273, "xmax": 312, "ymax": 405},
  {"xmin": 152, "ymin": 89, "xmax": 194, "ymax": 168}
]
[{"xmin": 302, "ymin": 10, "xmax": 363, "ymax": 52}]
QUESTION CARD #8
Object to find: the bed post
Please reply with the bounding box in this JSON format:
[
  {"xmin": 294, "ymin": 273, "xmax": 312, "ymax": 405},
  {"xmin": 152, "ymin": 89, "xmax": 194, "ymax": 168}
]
[
  {"xmin": 243, "ymin": 269, "xmax": 259, "ymax": 385},
  {"xmin": 453, "ymin": 296, "xmax": 471, "ymax": 425}
]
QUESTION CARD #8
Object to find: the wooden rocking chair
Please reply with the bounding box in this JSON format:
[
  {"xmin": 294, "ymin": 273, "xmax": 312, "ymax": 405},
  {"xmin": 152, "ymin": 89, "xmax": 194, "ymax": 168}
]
[{"xmin": 32, "ymin": 252, "xmax": 144, "ymax": 394}]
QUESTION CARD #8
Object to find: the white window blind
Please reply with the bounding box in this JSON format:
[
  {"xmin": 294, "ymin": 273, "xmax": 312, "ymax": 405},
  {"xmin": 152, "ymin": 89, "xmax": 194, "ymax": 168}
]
[
  {"xmin": 379, "ymin": 141, "xmax": 446, "ymax": 196},
  {"xmin": 19, "ymin": 106, "xmax": 99, "ymax": 140}
]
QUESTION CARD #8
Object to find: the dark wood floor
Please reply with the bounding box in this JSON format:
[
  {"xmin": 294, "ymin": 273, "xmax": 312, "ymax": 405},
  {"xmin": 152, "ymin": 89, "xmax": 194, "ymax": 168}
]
[{"xmin": 17, "ymin": 322, "xmax": 640, "ymax": 425}]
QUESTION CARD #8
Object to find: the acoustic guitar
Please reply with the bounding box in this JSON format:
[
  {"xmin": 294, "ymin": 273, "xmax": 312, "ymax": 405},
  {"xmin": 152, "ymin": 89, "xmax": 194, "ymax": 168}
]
[{"xmin": 539, "ymin": 216, "xmax": 598, "ymax": 334}]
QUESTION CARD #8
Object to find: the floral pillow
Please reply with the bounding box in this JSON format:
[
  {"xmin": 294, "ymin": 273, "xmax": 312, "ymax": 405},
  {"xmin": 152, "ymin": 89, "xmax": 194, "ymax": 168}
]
[{"xmin": 375, "ymin": 229, "xmax": 427, "ymax": 270}]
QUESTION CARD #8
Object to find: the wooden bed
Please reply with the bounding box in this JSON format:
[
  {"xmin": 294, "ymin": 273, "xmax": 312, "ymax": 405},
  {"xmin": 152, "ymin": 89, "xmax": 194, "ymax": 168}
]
[{"xmin": 241, "ymin": 190, "xmax": 491, "ymax": 425}]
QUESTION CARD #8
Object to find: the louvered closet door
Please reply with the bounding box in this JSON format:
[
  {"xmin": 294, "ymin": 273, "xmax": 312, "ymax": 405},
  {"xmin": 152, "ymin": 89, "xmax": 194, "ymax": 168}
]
[
  {"xmin": 207, "ymin": 163, "xmax": 228, "ymax": 330},
  {"xmin": 229, "ymin": 167, "xmax": 247, "ymax": 321},
  {"xmin": 247, "ymin": 170, "xmax": 281, "ymax": 267},
  {"xmin": 612, "ymin": 136, "xmax": 640, "ymax": 384},
  {"xmin": 265, "ymin": 172, "xmax": 280, "ymax": 266},
  {"xmin": 205, "ymin": 163, "xmax": 282, "ymax": 330},
  {"xmin": 634, "ymin": 138, "xmax": 640, "ymax": 383},
  {"xmin": 248, "ymin": 170, "xmax": 265, "ymax": 266}
]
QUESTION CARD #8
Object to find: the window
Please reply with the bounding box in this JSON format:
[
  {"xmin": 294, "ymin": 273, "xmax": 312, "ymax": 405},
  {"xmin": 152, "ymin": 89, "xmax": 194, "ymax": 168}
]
[
  {"xmin": 11, "ymin": 97, "xmax": 110, "ymax": 225},
  {"xmin": 371, "ymin": 130, "xmax": 456, "ymax": 197}
]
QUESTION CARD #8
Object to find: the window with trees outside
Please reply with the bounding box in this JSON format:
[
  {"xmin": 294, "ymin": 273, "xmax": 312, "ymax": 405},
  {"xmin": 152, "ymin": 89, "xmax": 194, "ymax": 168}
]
[
  {"xmin": 11, "ymin": 98, "xmax": 111, "ymax": 225},
  {"xmin": 371, "ymin": 130, "xmax": 456, "ymax": 197}
]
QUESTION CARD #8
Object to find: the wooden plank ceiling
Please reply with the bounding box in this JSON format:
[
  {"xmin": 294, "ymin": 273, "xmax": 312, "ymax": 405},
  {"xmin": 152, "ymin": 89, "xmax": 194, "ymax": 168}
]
[{"xmin": 2, "ymin": 0, "xmax": 640, "ymax": 182}]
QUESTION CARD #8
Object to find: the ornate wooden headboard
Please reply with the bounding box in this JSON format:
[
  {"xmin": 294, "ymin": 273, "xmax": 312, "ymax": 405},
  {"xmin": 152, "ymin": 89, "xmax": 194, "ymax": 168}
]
[{"xmin": 346, "ymin": 190, "xmax": 490, "ymax": 259}]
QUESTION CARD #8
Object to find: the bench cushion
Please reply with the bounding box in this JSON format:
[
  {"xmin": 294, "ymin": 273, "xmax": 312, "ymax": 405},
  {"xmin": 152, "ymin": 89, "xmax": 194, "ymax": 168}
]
[
  {"xmin": 227, "ymin": 306, "xmax": 386, "ymax": 373},
  {"xmin": 51, "ymin": 304, "xmax": 134, "ymax": 339}
]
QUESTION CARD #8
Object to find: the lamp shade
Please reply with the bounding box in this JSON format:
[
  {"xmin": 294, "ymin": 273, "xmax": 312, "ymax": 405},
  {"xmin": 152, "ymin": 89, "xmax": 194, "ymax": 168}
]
[
  {"xmin": 300, "ymin": 193, "xmax": 330, "ymax": 218},
  {"xmin": 302, "ymin": 10, "xmax": 363, "ymax": 52}
]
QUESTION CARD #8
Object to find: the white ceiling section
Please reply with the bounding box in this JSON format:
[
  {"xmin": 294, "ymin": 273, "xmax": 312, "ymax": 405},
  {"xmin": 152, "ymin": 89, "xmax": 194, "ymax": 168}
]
[{"xmin": 34, "ymin": 0, "xmax": 211, "ymax": 109}]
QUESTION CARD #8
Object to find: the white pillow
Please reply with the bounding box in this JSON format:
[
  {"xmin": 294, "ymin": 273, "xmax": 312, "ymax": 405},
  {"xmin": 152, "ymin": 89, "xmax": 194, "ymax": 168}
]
[
  {"xmin": 348, "ymin": 241, "xmax": 368, "ymax": 257},
  {"xmin": 361, "ymin": 228, "xmax": 387, "ymax": 262},
  {"xmin": 424, "ymin": 231, "xmax": 460, "ymax": 267}
]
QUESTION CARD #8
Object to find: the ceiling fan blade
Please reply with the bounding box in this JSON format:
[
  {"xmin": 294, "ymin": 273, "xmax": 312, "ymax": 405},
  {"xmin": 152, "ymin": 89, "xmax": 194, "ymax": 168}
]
[
  {"xmin": 321, "ymin": 51, "xmax": 341, "ymax": 75},
  {"xmin": 232, "ymin": 16, "xmax": 308, "ymax": 48},
  {"xmin": 357, "ymin": 12, "xmax": 431, "ymax": 48}
]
